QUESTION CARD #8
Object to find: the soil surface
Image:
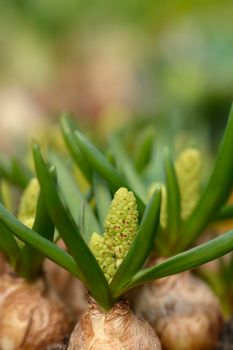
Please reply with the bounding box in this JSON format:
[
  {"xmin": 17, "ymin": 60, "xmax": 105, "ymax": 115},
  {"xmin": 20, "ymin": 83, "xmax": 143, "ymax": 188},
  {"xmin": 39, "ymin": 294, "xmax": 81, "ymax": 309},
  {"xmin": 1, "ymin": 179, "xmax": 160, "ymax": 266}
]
[{"xmin": 216, "ymin": 318, "xmax": 233, "ymax": 350}]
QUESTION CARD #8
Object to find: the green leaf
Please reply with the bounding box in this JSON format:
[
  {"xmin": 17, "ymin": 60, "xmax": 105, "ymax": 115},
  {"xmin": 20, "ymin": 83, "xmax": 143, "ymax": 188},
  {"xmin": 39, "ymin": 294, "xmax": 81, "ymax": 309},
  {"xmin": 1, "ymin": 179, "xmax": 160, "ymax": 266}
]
[
  {"xmin": 33, "ymin": 143, "xmax": 113, "ymax": 310},
  {"xmin": 74, "ymin": 130, "xmax": 145, "ymax": 216},
  {"xmin": 126, "ymin": 229, "xmax": 233, "ymax": 290},
  {"xmin": 110, "ymin": 187, "xmax": 161, "ymax": 299},
  {"xmin": 178, "ymin": 105, "xmax": 233, "ymax": 250},
  {"xmin": 11, "ymin": 157, "xmax": 34, "ymax": 189},
  {"xmin": 215, "ymin": 204, "xmax": 233, "ymax": 222},
  {"xmin": 93, "ymin": 172, "xmax": 112, "ymax": 231},
  {"xmin": 163, "ymin": 148, "xmax": 181, "ymax": 245},
  {"xmin": 134, "ymin": 126, "xmax": 155, "ymax": 173},
  {"xmin": 0, "ymin": 202, "xmax": 80, "ymax": 278},
  {"xmin": 75, "ymin": 130, "xmax": 127, "ymax": 191},
  {"xmin": 16, "ymin": 192, "xmax": 55, "ymax": 281},
  {"xmin": 0, "ymin": 221, "xmax": 20, "ymax": 266},
  {"xmin": 60, "ymin": 115, "xmax": 93, "ymax": 182},
  {"xmin": 0, "ymin": 155, "xmax": 33, "ymax": 189},
  {"xmin": 110, "ymin": 135, "xmax": 147, "ymax": 203},
  {"xmin": 49, "ymin": 151, "xmax": 101, "ymax": 242}
]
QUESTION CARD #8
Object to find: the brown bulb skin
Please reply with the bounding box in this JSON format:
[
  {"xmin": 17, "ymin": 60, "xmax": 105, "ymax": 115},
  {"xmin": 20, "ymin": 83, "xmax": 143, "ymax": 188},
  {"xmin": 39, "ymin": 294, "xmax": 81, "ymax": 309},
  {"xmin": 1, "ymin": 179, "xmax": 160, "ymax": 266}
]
[
  {"xmin": 68, "ymin": 297, "xmax": 161, "ymax": 350},
  {"xmin": 45, "ymin": 258, "xmax": 88, "ymax": 320},
  {"xmin": 0, "ymin": 273, "xmax": 72, "ymax": 350},
  {"xmin": 132, "ymin": 271, "xmax": 223, "ymax": 350}
]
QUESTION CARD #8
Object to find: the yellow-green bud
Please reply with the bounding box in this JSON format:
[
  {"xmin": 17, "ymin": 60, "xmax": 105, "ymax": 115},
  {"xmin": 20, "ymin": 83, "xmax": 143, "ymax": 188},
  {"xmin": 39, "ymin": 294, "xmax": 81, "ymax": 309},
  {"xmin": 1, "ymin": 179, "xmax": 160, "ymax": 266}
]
[
  {"xmin": 89, "ymin": 232, "xmax": 116, "ymax": 282},
  {"xmin": 175, "ymin": 148, "xmax": 201, "ymax": 221},
  {"xmin": 90, "ymin": 188, "xmax": 139, "ymax": 282},
  {"xmin": 18, "ymin": 178, "xmax": 40, "ymax": 228}
]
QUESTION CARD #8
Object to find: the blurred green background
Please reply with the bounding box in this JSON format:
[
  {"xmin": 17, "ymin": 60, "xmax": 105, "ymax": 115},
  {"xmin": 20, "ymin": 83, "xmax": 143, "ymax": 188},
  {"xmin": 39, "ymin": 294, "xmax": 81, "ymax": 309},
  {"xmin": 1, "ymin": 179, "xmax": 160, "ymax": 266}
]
[{"xmin": 0, "ymin": 0, "xmax": 232, "ymax": 150}]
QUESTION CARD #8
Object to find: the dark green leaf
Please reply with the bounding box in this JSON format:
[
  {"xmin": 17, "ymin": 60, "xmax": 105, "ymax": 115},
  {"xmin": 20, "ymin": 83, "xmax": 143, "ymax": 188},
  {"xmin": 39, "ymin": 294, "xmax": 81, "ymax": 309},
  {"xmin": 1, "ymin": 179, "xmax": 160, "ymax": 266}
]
[
  {"xmin": 0, "ymin": 202, "xmax": 80, "ymax": 278},
  {"xmin": 11, "ymin": 157, "xmax": 34, "ymax": 189},
  {"xmin": 60, "ymin": 115, "xmax": 93, "ymax": 182},
  {"xmin": 110, "ymin": 135, "xmax": 147, "ymax": 203},
  {"xmin": 126, "ymin": 229, "xmax": 233, "ymax": 290},
  {"xmin": 215, "ymin": 204, "xmax": 233, "ymax": 222},
  {"xmin": 75, "ymin": 130, "xmax": 127, "ymax": 191},
  {"xmin": 163, "ymin": 148, "xmax": 181, "ymax": 245},
  {"xmin": 134, "ymin": 126, "xmax": 155, "ymax": 173},
  {"xmin": 75, "ymin": 130, "xmax": 145, "ymax": 216},
  {"xmin": 16, "ymin": 192, "xmax": 55, "ymax": 281},
  {"xmin": 93, "ymin": 172, "xmax": 112, "ymax": 231},
  {"xmin": 33, "ymin": 143, "xmax": 113, "ymax": 310},
  {"xmin": 0, "ymin": 155, "xmax": 33, "ymax": 189},
  {"xmin": 0, "ymin": 221, "xmax": 20, "ymax": 266},
  {"xmin": 49, "ymin": 151, "xmax": 101, "ymax": 242}
]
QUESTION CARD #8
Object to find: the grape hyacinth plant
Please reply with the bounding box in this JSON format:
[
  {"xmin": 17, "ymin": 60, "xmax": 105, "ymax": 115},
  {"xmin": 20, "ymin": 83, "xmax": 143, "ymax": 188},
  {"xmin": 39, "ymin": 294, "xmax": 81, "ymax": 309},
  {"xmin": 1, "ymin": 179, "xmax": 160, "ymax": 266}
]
[
  {"xmin": 0, "ymin": 107, "xmax": 233, "ymax": 348},
  {"xmin": 0, "ymin": 174, "xmax": 71, "ymax": 350},
  {"xmin": 58, "ymin": 103, "xmax": 233, "ymax": 349}
]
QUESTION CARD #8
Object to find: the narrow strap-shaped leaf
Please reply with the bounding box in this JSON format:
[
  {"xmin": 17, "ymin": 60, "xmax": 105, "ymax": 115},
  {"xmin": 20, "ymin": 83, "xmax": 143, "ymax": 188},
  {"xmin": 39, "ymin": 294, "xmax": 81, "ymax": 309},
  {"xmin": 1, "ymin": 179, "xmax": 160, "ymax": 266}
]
[
  {"xmin": 33, "ymin": 143, "xmax": 113, "ymax": 310},
  {"xmin": 178, "ymin": 104, "xmax": 233, "ymax": 250},
  {"xmin": 126, "ymin": 229, "xmax": 233, "ymax": 290},
  {"xmin": 215, "ymin": 204, "xmax": 233, "ymax": 222},
  {"xmin": 75, "ymin": 130, "xmax": 127, "ymax": 191},
  {"xmin": 74, "ymin": 130, "xmax": 145, "ymax": 216},
  {"xmin": 16, "ymin": 192, "xmax": 55, "ymax": 281},
  {"xmin": 93, "ymin": 172, "xmax": 112, "ymax": 231},
  {"xmin": 60, "ymin": 115, "xmax": 93, "ymax": 182},
  {"xmin": 110, "ymin": 187, "xmax": 161, "ymax": 299},
  {"xmin": 0, "ymin": 202, "xmax": 80, "ymax": 278},
  {"xmin": 0, "ymin": 155, "xmax": 33, "ymax": 189},
  {"xmin": 134, "ymin": 126, "xmax": 155, "ymax": 173},
  {"xmin": 0, "ymin": 221, "xmax": 20, "ymax": 266},
  {"xmin": 164, "ymin": 148, "xmax": 181, "ymax": 245},
  {"xmin": 49, "ymin": 151, "xmax": 101, "ymax": 242},
  {"xmin": 110, "ymin": 135, "xmax": 147, "ymax": 203},
  {"xmin": 11, "ymin": 157, "xmax": 34, "ymax": 189}
]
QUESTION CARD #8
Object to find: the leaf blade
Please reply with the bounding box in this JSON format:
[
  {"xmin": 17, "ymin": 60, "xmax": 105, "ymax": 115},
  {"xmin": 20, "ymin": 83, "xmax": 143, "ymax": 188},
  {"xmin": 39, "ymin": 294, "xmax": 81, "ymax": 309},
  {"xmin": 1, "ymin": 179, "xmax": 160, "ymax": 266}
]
[
  {"xmin": 0, "ymin": 202, "xmax": 80, "ymax": 278},
  {"xmin": 93, "ymin": 172, "xmax": 112, "ymax": 232},
  {"xmin": 16, "ymin": 192, "xmax": 55, "ymax": 280},
  {"xmin": 60, "ymin": 115, "xmax": 93, "ymax": 182},
  {"xmin": 33, "ymin": 143, "xmax": 113, "ymax": 310},
  {"xmin": 110, "ymin": 135, "xmax": 147, "ymax": 203},
  {"xmin": 163, "ymin": 148, "xmax": 181, "ymax": 245},
  {"xmin": 74, "ymin": 130, "xmax": 145, "ymax": 216},
  {"xmin": 178, "ymin": 104, "xmax": 233, "ymax": 250},
  {"xmin": 127, "ymin": 230, "xmax": 233, "ymax": 289},
  {"xmin": 0, "ymin": 221, "xmax": 20, "ymax": 266},
  {"xmin": 49, "ymin": 151, "xmax": 101, "ymax": 242}
]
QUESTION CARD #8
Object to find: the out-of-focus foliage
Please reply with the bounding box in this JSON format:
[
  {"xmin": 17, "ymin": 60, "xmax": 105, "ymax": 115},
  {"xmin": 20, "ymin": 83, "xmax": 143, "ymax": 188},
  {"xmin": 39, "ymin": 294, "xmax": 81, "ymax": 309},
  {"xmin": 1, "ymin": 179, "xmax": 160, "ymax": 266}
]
[{"xmin": 0, "ymin": 0, "xmax": 232, "ymax": 151}]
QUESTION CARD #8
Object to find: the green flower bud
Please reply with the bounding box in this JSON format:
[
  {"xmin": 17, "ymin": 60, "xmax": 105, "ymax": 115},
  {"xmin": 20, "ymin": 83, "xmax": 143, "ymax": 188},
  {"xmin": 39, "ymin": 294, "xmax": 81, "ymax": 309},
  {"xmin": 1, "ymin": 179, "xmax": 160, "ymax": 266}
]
[
  {"xmin": 90, "ymin": 232, "xmax": 116, "ymax": 282},
  {"xmin": 175, "ymin": 148, "xmax": 201, "ymax": 221},
  {"xmin": 90, "ymin": 188, "xmax": 139, "ymax": 282},
  {"xmin": 104, "ymin": 188, "xmax": 138, "ymax": 267},
  {"xmin": 18, "ymin": 178, "xmax": 40, "ymax": 228}
]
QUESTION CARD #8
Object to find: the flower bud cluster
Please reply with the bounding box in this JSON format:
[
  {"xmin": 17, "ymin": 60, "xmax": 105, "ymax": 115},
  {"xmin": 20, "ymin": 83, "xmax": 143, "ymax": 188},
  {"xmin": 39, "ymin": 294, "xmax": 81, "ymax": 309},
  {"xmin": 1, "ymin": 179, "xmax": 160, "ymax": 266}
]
[{"xmin": 90, "ymin": 188, "xmax": 138, "ymax": 282}]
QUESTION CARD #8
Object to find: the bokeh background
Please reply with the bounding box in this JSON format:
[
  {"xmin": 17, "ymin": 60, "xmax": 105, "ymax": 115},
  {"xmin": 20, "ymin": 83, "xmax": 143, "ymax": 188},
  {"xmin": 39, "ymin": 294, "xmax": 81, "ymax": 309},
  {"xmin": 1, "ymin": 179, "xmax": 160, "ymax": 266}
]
[{"xmin": 0, "ymin": 0, "xmax": 232, "ymax": 152}]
